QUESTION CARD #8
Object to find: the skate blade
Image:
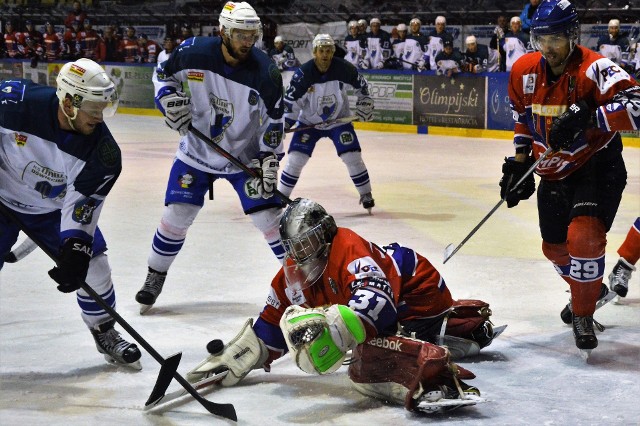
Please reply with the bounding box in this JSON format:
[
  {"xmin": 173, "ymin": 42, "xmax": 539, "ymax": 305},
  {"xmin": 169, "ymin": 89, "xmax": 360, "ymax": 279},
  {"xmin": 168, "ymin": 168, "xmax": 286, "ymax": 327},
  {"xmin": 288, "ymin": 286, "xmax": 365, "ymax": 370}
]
[
  {"xmin": 579, "ymin": 348, "xmax": 592, "ymax": 361},
  {"xmin": 416, "ymin": 395, "xmax": 487, "ymax": 413},
  {"xmin": 104, "ymin": 354, "xmax": 142, "ymax": 370},
  {"xmin": 139, "ymin": 303, "xmax": 153, "ymax": 315},
  {"xmin": 366, "ymin": 207, "xmax": 372, "ymax": 215}
]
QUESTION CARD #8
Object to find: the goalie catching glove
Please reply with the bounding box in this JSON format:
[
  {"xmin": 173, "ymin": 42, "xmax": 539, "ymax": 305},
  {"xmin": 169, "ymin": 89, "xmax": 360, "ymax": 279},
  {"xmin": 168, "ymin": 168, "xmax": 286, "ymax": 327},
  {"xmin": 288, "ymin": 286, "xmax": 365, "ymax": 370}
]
[
  {"xmin": 248, "ymin": 152, "xmax": 279, "ymax": 199},
  {"xmin": 186, "ymin": 318, "xmax": 269, "ymax": 386},
  {"xmin": 280, "ymin": 304, "xmax": 366, "ymax": 375},
  {"xmin": 159, "ymin": 91, "xmax": 192, "ymax": 136},
  {"xmin": 355, "ymin": 96, "xmax": 374, "ymax": 122}
]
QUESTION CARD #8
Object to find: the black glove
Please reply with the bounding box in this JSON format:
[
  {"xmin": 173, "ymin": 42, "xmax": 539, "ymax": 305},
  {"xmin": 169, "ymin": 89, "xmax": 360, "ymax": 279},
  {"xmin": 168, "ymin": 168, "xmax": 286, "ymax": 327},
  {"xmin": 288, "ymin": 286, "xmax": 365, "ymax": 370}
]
[
  {"xmin": 548, "ymin": 100, "xmax": 593, "ymax": 151},
  {"xmin": 499, "ymin": 157, "xmax": 536, "ymax": 208},
  {"xmin": 48, "ymin": 238, "xmax": 93, "ymax": 293}
]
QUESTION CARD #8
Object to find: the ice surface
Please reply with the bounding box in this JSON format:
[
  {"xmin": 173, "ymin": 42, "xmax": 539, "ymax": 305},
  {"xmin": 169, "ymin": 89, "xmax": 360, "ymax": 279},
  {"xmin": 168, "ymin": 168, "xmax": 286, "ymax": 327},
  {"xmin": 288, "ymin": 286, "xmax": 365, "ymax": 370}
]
[{"xmin": 1, "ymin": 114, "xmax": 638, "ymax": 425}]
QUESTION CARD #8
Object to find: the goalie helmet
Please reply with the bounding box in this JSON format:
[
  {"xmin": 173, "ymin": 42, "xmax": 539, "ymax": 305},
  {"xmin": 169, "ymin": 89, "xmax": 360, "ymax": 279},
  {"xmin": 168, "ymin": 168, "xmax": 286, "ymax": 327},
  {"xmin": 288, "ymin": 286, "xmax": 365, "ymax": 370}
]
[
  {"xmin": 280, "ymin": 198, "xmax": 337, "ymax": 291},
  {"xmin": 530, "ymin": 0, "xmax": 579, "ymax": 51},
  {"xmin": 56, "ymin": 58, "xmax": 118, "ymax": 119}
]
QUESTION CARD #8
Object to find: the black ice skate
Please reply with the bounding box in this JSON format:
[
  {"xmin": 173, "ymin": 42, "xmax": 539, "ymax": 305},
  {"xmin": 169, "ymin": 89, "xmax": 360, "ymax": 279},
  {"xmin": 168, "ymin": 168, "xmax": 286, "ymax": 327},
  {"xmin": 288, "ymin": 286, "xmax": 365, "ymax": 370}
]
[
  {"xmin": 359, "ymin": 192, "xmax": 375, "ymax": 215},
  {"xmin": 608, "ymin": 258, "xmax": 635, "ymax": 298},
  {"xmin": 560, "ymin": 283, "xmax": 615, "ymax": 325},
  {"xmin": 572, "ymin": 314, "xmax": 599, "ymax": 360},
  {"xmin": 136, "ymin": 267, "xmax": 167, "ymax": 314},
  {"xmin": 91, "ymin": 319, "xmax": 142, "ymax": 370}
]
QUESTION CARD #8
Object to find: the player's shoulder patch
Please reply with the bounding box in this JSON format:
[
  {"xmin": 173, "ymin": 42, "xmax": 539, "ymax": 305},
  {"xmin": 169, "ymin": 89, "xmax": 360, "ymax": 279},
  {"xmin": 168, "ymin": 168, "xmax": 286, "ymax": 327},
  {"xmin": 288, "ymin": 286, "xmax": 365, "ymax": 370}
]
[{"xmin": 585, "ymin": 56, "xmax": 631, "ymax": 94}]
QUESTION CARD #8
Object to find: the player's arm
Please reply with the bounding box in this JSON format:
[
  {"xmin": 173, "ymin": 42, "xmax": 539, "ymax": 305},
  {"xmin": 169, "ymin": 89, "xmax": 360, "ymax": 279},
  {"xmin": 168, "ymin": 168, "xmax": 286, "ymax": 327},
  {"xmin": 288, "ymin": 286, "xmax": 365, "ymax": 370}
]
[{"xmin": 152, "ymin": 43, "xmax": 191, "ymax": 135}]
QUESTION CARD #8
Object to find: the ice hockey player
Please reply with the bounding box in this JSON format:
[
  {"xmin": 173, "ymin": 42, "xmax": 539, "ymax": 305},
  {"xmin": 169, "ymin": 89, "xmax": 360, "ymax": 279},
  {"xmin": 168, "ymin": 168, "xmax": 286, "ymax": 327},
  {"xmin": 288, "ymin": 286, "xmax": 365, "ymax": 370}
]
[
  {"xmin": 269, "ymin": 35, "xmax": 298, "ymax": 71},
  {"xmin": 186, "ymin": 198, "xmax": 501, "ymax": 412},
  {"xmin": 278, "ymin": 34, "xmax": 376, "ymax": 213},
  {"xmin": 0, "ymin": 58, "xmax": 141, "ymax": 369},
  {"xmin": 502, "ymin": 0, "xmax": 639, "ymax": 356},
  {"xmin": 608, "ymin": 217, "xmax": 639, "ymax": 297},
  {"xmin": 137, "ymin": 1, "xmax": 286, "ymax": 313}
]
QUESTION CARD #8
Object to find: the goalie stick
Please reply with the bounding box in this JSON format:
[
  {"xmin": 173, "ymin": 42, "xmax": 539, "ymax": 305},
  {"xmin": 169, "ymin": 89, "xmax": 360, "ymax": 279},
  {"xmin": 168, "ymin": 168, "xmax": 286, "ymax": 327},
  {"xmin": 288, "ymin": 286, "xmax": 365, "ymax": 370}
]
[
  {"xmin": 0, "ymin": 201, "xmax": 237, "ymax": 422},
  {"xmin": 285, "ymin": 115, "xmax": 359, "ymax": 133},
  {"xmin": 188, "ymin": 124, "xmax": 292, "ymax": 205}
]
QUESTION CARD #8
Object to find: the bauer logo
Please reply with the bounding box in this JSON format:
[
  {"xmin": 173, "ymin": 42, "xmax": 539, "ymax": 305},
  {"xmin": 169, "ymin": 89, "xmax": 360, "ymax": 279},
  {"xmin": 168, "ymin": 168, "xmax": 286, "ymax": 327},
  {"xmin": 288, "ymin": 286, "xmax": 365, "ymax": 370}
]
[
  {"xmin": 187, "ymin": 71, "xmax": 204, "ymax": 82},
  {"xmin": 367, "ymin": 337, "xmax": 403, "ymax": 351}
]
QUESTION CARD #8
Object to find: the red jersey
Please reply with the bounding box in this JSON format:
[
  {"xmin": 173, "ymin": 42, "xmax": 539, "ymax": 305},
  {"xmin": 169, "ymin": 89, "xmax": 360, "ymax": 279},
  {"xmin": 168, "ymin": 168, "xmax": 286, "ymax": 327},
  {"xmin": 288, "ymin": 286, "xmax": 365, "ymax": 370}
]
[
  {"xmin": 259, "ymin": 227, "xmax": 453, "ymax": 341},
  {"xmin": 3, "ymin": 31, "xmax": 25, "ymax": 58},
  {"xmin": 43, "ymin": 32, "xmax": 63, "ymax": 61},
  {"xmin": 120, "ymin": 37, "xmax": 138, "ymax": 62},
  {"xmin": 509, "ymin": 45, "xmax": 639, "ymax": 180},
  {"xmin": 77, "ymin": 29, "xmax": 100, "ymax": 59}
]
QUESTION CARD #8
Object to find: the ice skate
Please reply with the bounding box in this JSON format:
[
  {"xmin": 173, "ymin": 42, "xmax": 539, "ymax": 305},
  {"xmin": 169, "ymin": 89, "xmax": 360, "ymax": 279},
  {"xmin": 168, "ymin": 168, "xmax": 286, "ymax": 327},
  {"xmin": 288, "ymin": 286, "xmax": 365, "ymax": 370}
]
[
  {"xmin": 572, "ymin": 314, "xmax": 599, "ymax": 360},
  {"xmin": 608, "ymin": 258, "xmax": 635, "ymax": 298},
  {"xmin": 359, "ymin": 192, "xmax": 375, "ymax": 215},
  {"xmin": 416, "ymin": 379, "xmax": 485, "ymax": 413},
  {"xmin": 91, "ymin": 320, "xmax": 142, "ymax": 370},
  {"xmin": 136, "ymin": 267, "xmax": 167, "ymax": 314},
  {"xmin": 560, "ymin": 283, "xmax": 615, "ymax": 325}
]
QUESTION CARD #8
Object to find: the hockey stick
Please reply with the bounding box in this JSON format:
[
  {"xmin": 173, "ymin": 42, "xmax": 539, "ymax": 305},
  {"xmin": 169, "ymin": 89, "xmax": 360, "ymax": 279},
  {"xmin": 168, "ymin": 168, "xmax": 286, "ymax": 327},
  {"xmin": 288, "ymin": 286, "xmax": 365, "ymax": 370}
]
[
  {"xmin": 285, "ymin": 115, "xmax": 359, "ymax": 133},
  {"xmin": 3, "ymin": 236, "xmax": 38, "ymax": 263},
  {"xmin": 145, "ymin": 370, "xmax": 229, "ymax": 410},
  {"xmin": 0, "ymin": 201, "xmax": 237, "ymax": 422},
  {"xmin": 443, "ymin": 147, "xmax": 553, "ymax": 264},
  {"xmin": 188, "ymin": 124, "xmax": 293, "ymax": 205}
]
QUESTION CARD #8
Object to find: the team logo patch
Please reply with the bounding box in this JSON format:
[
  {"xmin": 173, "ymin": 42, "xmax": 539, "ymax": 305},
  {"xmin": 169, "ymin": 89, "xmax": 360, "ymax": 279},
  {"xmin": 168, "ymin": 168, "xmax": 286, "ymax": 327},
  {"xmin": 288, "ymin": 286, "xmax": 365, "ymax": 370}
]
[
  {"xmin": 69, "ymin": 63, "xmax": 86, "ymax": 77},
  {"xmin": 73, "ymin": 197, "xmax": 100, "ymax": 224},
  {"xmin": 523, "ymin": 73, "xmax": 536, "ymax": 94},
  {"xmin": 317, "ymin": 95, "xmax": 337, "ymax": 121},
  {"xmin": 98, "ymin": 137, "xmax": 120, "ymax": 168},
  {"xmin": 187, "ymin": 71, "xmax": 204, "ymax": 82},
  {"xmin": 243, "ymin": 176, "xmax": 262, "ymax": 200},
  {"xmin": 209, "ymin": 93, "xmax": 234, "ymax": 144},
  {"xmin": 14, "ymin": 133, "xmax": 27, "ymax": 146},
  {"xmin": 178, "ymin": 173, "xmax": 195, "ymax": 188},
  {"xmin": 339, "ymin": 131, "xmax": 355, "ymax": 145},
  {"xmin": 248, "ymin": 90, "xmax": 258, "ymax": 106},
  {"xmin": 72, "ymin": 93, "xmax": 84, "ymax": 108},
  {"xmin": 263, "ymin": 122, "xmax": 283, "ymax": 148}
]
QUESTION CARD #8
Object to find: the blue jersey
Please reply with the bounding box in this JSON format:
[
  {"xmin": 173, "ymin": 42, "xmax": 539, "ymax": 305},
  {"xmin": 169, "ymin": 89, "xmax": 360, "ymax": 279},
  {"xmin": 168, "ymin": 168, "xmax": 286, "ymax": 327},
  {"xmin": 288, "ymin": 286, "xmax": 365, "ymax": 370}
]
[
  {"xmin": 0, "ymin": 79, "xmax": 121, "ymax": 243},
  {"xmin": 284, "ymin": 57, "xmax": 370, "ymax": 129},
  {"xmin": 153, "ymin": 36, "xmax": 284, "ymax": 174}
]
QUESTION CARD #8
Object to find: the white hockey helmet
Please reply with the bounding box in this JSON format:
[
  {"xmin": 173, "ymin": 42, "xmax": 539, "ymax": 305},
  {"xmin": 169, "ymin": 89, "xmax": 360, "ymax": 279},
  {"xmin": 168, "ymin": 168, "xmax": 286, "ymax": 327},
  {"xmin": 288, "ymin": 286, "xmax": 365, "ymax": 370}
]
[
  {"xmin": 219, "ymin": 1, "xmax": 261, "ymax": 33},
  {"xmin": 312, "ymin": 33, "xmax": 335, "ymax": 52},
  {"xmin": 274, "ymin": 35, "xmax": 283, "ymax": 44},
  {"xmin": 348, "ymin": 20, "xmax": 357, "ymax": 29},
  {"xmin": 56, "ymin": 58, "xmax": 118, "ymax": 119},
  {"xmin": 397, "ymin": 23, "xmax": 407, "ymax": 32}
]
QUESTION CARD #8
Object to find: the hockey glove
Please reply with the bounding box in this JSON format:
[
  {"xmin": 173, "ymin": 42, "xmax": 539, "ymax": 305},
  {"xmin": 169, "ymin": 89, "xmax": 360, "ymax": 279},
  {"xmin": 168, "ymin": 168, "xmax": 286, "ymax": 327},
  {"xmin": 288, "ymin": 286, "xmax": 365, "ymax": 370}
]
[
  {"xmin": 548, "ymin": 100, "xmax": 594, "ymax": 151},
  {"xmin": 48, "ymin": 237, "xmax": 93, "ymax": 293},
  {"xmin": 499, "ymin": 156, "xmax": 536, "ymax": 208},
  {"xmin": 159, "ymin": 91, "xmax": 192, "ymax": 136},
  {"xmin": 355, "ymin": 96, "xmax": 374, "ymax": 122},
  {"xmin": 249, "ymin": 153, "xmax": 279, "ymax": 199},
  {"xmin": 186, "ymin": 318, "xmax": 269, "ymax": 386},
  {"xmin": 280, "ymin": 304, "xmax": 366, "ymax": 375}
]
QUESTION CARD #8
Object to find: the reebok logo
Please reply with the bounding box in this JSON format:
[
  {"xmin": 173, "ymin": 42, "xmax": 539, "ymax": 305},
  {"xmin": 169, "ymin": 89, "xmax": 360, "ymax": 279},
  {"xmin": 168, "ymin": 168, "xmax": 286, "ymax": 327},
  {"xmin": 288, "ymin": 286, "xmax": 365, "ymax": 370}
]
[{"xmin": 367, "ymin": 337, "xmax": 403, "ymax": 351}]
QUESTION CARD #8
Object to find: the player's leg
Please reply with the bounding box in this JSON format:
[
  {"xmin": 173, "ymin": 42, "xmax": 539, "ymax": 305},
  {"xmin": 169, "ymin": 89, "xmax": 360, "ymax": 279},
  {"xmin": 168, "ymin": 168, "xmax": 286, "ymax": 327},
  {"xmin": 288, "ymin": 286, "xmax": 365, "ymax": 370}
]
[
  {"xmin": 228, "ymin": 171, "xmax": 285, "ymax": 262},
  {"xmin": 277, "ymin": 130, "xmax": 319, "ymax": 198},
  {"xmin": 609, "ymin": 217, "xmax": 639, "ymax": 297},
  {"xmin": 137, "ymin": 159, "xmax": 209, "ymax": 313},
  {"xmin": 331, "ymin": 124, "xmax": 374, "ymax": 212}
]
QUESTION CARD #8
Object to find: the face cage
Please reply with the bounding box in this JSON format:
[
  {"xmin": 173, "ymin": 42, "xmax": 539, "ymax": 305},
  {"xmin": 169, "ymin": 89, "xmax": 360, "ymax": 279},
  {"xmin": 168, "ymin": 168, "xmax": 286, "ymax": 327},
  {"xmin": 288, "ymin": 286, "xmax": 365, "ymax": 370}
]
[{"xmin": 531, "ymin": 26, "xmax": 579, "ymax": 53}]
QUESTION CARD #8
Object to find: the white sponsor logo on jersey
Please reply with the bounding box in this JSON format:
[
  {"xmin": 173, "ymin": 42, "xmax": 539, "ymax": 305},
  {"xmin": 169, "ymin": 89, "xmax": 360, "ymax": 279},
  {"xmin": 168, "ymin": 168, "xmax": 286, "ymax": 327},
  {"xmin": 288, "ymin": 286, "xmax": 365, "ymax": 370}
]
[
  {"xmin": 367, "ymin": 337, "xmax": 403, "ymax": 351},
  {"xmin": 523, "ymin": 73, "xmax": 536, "ymax": 94},
  {"xmin": 347, "ymin": 256, "xmax": 386, "ymax": 279}
]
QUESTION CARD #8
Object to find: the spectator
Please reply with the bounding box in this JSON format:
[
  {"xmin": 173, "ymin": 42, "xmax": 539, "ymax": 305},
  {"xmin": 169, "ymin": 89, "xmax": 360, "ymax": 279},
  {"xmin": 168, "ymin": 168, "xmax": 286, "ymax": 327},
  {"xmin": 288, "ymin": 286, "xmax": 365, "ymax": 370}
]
[
  {"xmin": 3, "ymin": 21, "xmax": 25, "ymax": 59},
  {"xmin": 597, "ymin": 19, "xmax": 630, "ymax": 69},
  {"xmin": 269, "ymin": 35, "xmax": 298, "ymax": 70},
  {"xmin": 403, "ymin": 17, "xmax": 428, "ymax": 70},
  {"xmin": 136, "ymin": 34, "xmax": 161, "ymax": 63},
  {"xmin": 365, "ymin": 18, "xmax": 391, "ymax": 69},
  {"xmin": 519, "ymin": 0, "xmax": 541, "ymax": 33},
  {"xmin": 64, "ymin": 1, "xmax": 88, "ymax": 28},
  {"xmin": 99, "ymin": 26, "xmax": 122, "ymax": 62},
  {"xmin": 78, "ymin": 19, "xmax": 100, "ymax": 60},
  {"xmin": 489, "ymin": 15, "xmax": 509, "ymax": 71},
  {"xmin": 24, "ymin": 20, "xmax": 43, "ymax": 45},
  {"xmin": 344, "ymin": 20, "xmax": 366, "ymax": 68},
  {"xmin": 427, "ymin": 16, "xmax": 454, "ymax": 70},
  {"xmin": 120, "ymin": 26, "xmax": 138, "ymax": 63},
  {"xmin": 42, "ymin": 22, "xmax": 63, "ymax": 61},
  {"xmin": 464, "ymin": 35, "xmax": 498, "ymax": 73},
  {"xmin": 501, "ymin": 16, "xmax": 531, "ymax": 72},
  {"xmin": 434, "ymin": 39, "xmax": 465, "ymax": 77}
]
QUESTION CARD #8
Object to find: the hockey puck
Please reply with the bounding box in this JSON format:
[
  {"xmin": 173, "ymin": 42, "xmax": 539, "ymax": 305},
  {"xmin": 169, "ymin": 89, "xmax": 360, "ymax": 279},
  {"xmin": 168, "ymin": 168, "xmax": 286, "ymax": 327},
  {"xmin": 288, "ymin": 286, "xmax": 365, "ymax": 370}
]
[{"xmin": 206, "ymin": 339, "xmax": 224, "ymax": 355}]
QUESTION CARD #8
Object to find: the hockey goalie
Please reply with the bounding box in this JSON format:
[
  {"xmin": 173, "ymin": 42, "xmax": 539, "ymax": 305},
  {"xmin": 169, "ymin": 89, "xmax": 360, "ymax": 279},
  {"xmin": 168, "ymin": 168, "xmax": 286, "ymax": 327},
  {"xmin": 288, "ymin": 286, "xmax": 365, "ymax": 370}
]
[{"xmin": 185, "ymin": 198, "xmax": 502, "ymax": 412}]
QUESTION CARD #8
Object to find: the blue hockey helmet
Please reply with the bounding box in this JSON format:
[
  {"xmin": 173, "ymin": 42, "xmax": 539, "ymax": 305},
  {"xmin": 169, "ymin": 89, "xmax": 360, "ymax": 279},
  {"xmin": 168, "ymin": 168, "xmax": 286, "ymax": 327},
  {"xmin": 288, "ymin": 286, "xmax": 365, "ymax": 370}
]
[{"xmin": 530, "ymin": 0, "xmax": 580, "ymax": 52}]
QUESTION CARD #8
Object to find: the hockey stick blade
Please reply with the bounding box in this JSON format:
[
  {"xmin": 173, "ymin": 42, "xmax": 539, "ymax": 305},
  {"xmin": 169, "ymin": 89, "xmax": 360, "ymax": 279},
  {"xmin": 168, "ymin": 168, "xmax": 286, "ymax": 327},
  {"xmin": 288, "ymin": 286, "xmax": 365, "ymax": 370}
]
[
  {"xmin": 146, "ymin": 352, "xmax": 182, "ymax": 406},
  {"xmin": 285, "ymin": 115, "xmax": 359, "ymax": 133},
  {"xmin": 145, "ymin": 370, "xmax": 229, "ymax": 410}
]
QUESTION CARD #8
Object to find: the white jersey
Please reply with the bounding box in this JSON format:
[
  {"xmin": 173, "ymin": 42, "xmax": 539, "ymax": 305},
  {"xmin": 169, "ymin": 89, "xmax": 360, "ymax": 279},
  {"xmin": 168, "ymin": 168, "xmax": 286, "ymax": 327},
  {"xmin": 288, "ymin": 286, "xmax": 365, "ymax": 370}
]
[
  {"xmin": 0, "ymin": 79, "xmax": 121, "ymax": 241},
  {"xmin": 427, "ymin": 37, "xmax": 444, "ymax": 70},
  {"xmin": 401, "ymin": 38, "xmax": 424, "ymax": 69},
  {"xmin": 344, "ymin": 36, "xmax": 365, "ymax": 68},
  {"xmin": 599, "ymin": 44, "xmax": 622, "ymax": 65},
  {"xmin": 503, "ymin": 36, "xmax": 529, "ymax": 71},
  {"xmin": 366, "ymin": 37, "xmax": 384, "ymax": 69},
  {"xmin": 283, "ymin": 57, "xmax": 370, "ymax": 130},
  {"xmin": 392, "ymin": 39, "xmax": 406, "ymax": 60},
  {"xmin": 153, "ymin": 37, "xmax": 284, "ymax": 174}
]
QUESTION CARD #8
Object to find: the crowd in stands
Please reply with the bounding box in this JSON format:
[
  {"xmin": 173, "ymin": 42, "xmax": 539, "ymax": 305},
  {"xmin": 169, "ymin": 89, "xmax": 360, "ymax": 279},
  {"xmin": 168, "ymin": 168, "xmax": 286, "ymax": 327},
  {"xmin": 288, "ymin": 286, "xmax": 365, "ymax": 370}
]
[{"xmin": 2, "ymin": 0, "xmax": 638, "ymax": 76}]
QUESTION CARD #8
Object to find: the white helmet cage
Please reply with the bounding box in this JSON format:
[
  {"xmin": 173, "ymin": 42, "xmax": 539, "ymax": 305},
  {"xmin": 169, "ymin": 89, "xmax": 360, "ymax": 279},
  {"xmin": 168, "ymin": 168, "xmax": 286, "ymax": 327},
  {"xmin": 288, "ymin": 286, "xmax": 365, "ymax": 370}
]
[
  {"xmin": 219, "ymin": 1, "xmax": 262, "ymax": 39},
  {"xmin": 56, "ymin": 58, "xmax": 118, "ymax": 118}
]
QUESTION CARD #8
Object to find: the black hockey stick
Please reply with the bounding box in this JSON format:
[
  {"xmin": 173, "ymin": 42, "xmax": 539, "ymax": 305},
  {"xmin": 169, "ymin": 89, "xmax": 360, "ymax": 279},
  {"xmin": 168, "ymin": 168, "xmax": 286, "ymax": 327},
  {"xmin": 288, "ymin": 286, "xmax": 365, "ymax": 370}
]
[
  {"xmin": 188, "ymin": 124, "xmax": 293, "ymax": 204},
  {"xmin": 285, "ymin": 115, "xmax": 359, "ymax": 133},
  {"xmin": 0, "ymin": 201, "xmax": 237, "ymax": 422},
  {"xmin": 443, "ymin": 147, "xmax": 553, "ymax": 264}
]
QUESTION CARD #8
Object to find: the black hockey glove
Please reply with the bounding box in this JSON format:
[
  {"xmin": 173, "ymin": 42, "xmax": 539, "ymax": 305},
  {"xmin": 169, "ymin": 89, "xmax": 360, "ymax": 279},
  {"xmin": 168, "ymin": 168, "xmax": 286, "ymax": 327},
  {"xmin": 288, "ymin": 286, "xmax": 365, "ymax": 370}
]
[
  {"xmin": 48, "ymin": 238, "xmax": 93, "ymax": 293},
  {"xmin": 499, "ymin": 156, "xmax": 536, "ymax": 208},
  {"xmin": 548, "ymin": 100, "xmax": 594, "ymax": 151}
]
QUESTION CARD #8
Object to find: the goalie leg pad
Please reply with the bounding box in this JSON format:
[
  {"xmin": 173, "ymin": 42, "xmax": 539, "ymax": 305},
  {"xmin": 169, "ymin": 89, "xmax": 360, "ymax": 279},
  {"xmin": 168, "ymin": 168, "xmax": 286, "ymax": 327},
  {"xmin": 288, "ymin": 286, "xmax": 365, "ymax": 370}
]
[{"xmin": 348, "ymin": 335, "xmax": 474, "ymax": 411}]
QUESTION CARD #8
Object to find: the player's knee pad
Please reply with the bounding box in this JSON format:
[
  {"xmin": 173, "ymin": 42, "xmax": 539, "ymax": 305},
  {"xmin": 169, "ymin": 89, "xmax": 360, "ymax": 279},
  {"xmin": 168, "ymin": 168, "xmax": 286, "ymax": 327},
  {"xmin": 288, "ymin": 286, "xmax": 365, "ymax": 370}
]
[
  {"xmin": 339, "ymin": 150, "xmax": 365, "ymax": 168},
  {"xmin": 567, "ymin": 216, "xmax": 606, "ymax": 258},
  {"xmin": 444, "ymin": 299, "xmax": 496, "ymax": 351},
  {"xmin": 348, "ymin": 335, "xmax": 468, "ymax": 410},
  {"xmin": 249, "ymin": 207, "xmax": 282, "ymax": 241},
  {"xmin": 283, "ymin": 151, "xmax": 310, "ymax": 175},
  {"xmin": 160, "ymin": 203, "xmax": 201, "ymax": 237}
]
